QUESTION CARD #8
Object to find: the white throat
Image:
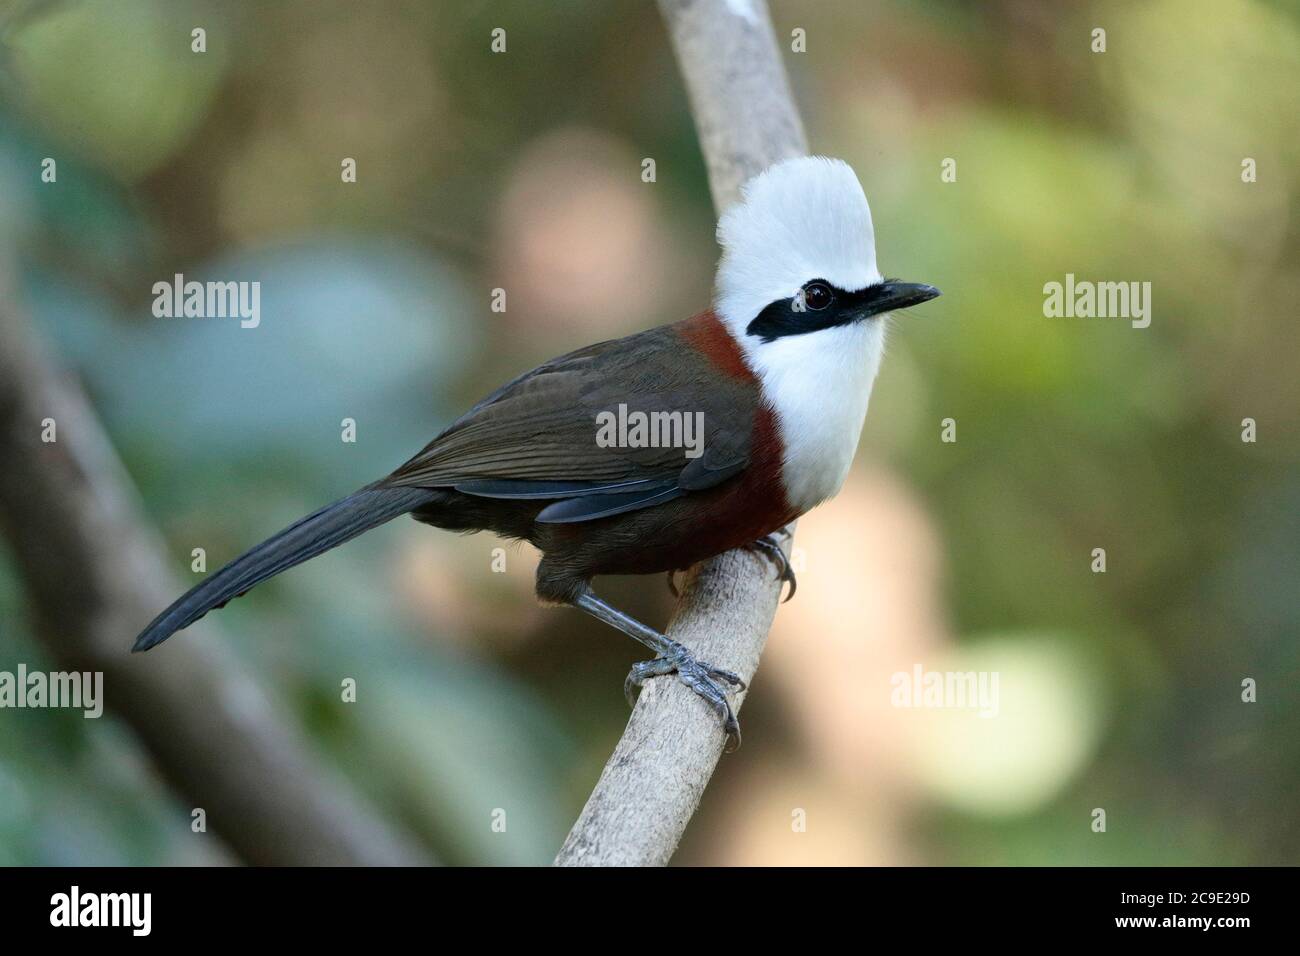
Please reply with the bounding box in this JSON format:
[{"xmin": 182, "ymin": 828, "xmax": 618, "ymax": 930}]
[
  {"xmin": 712, "ymin": 156, "xmax": 887, "ymax": 514},
  {"xmin": 746, "ymin": 320, "xmax": 885, "ymax": 513}
]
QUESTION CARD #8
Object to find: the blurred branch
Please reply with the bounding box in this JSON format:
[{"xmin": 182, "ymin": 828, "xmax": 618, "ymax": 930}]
[
  {"xmin": 554, "ymin": 0, "xmax": 807, "ymax": 867},
  {"xmin": 0, "ymin": 265, "xmax": 430, "ymax": 866}
]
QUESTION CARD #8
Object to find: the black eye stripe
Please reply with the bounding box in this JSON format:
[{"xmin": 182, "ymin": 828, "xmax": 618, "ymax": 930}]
[{"xmin": 746, "ymin": 279, "xmax": 893, "ymax": 342}]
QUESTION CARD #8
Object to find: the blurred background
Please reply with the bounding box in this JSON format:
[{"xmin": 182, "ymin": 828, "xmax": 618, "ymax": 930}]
[{"xmin": 0, "ymin": 0, "xmax": 1296, "ymax": 865}]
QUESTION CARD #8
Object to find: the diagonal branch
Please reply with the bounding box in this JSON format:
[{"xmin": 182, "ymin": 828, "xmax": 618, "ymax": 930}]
[
  {"xmin": 0, "ymin": 266, "xmax": 430, "ymax": 866},
  {"xmin": 554, "ymin": 0, "xmax": 808, "ymax": 867}
]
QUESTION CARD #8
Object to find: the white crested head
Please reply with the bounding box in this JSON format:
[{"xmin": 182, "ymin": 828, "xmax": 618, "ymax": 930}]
[
  {"xmin": 714, "ymin": 156, "xmax": 881, "ymax": 336},
  {"xmin": 712, "ymin": 156, "xmax": 890, "ymax": 515}
]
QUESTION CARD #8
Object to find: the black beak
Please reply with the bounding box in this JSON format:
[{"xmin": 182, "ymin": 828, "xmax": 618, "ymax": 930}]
[{"xmin": 859, "ymin": 280, "xmax": 941, "ymax": 318}]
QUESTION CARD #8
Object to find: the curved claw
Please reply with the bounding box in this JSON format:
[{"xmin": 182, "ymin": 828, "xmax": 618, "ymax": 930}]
[
  {"xmin": 746, "ymin": 534, "xmax": 797, "ymax": 603},
  {"xmin": 778, "ymin": 565, "xmax": 796, "ymax": 603},
  {"xmin": 666, "ymin": 569, "xmax": 680, "ymax": 598},
  {"xmin": 706, "ymin": 666, "xmax": 747, "ymax": 692},
  {"xmin": 624, "ymin": 655, "xmax": 675, "ymax": 706},
  {"xmin": 713, "ymin": 694, "xmax": 742, "ymax": 752},
  {"xmin": 722, "ymin": 716, "xmax": 742, "ymax": 753}
]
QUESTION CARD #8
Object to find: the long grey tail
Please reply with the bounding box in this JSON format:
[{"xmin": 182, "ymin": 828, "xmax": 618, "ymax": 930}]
[{"xmin": 133, "ymin": 486, "xmax": 436, "ymax": 652}]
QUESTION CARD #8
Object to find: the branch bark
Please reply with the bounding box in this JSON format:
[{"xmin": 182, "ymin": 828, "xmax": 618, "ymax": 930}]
[
  {"xmin": 0, "ymin": 265, "xmax": 429, "ymax": 866},
  {"xmin": 554, "ymin": 0, "xmax": 808, "ymax": 867}
]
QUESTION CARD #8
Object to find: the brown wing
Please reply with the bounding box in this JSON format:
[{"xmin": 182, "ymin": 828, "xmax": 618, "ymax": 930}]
[{"xmin": 383, "ymin": 322, "xmax": 759, "ymax": 519}]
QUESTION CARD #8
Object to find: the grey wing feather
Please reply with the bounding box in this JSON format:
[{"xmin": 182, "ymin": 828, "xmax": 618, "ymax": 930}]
[
  {"xmin": 454, "ymin": 477, "xmax": 667, "ymax": 499},
  {"xmin": 534, "ymin": 483, "xmax": 684, "ymax": 523}
]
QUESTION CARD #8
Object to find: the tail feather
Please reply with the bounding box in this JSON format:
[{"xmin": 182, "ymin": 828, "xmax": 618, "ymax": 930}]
[{"xmin": 133, "ymin": 486, "xmax": 436, "ymax": 652}]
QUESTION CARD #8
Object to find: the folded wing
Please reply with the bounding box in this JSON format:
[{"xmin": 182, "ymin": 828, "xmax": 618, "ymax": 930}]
[{"xmin": 383, "ymin": 323, "xmax": 758, "ymax": 522}]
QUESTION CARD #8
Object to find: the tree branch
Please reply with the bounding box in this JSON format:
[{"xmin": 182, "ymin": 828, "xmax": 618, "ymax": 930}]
[
  {"xmin": 554, "ymin": 0, "xmax": 808, "ymax": 867},
  {"xmin": 0, "ymin": 266, "xmax": 430, "ymax": 866}
]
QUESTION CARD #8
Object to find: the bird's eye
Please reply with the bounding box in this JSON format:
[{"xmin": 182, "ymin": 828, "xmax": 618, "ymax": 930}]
[{"xmin": 800, "ymin": 281, "xmax": 833, "ymax": 311}]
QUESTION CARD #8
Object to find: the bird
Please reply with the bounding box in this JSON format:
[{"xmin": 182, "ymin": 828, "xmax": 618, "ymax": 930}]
[{"xmin": 133, "ymin": 155, "xmax": 940, "ymax": 747}]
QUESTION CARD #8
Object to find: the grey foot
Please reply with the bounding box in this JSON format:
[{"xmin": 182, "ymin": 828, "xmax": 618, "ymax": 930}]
[
  {"xmin": 624, "ymin": 644, "xmax": 747, "ymax": 751},
  {"xmin": 746, "ymin": 531, "xmax": 797, "ymax": 602}
]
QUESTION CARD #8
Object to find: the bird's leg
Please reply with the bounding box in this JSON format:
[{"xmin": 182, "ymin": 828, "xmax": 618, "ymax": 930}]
[
  {"xmin": 573, "ymin": 587, "xmax": 746, "ymax": 750},
  {"xmin": 745, "ymin": 530, "xmax": 797, "ymax": 602}
]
